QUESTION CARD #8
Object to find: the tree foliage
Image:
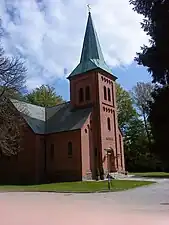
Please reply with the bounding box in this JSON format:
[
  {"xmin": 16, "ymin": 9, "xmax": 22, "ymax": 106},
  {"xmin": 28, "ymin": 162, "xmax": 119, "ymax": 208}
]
[
  {"xmin": 116, "ymin": 83, "xmax": 161, "ymax": 171},
  {"xmin": 25, "ymin": 84, "xmax": 65, "ymax": 107},
  {"xmin": 116, "ymin": 83, "xmax": 137, "ymax": 132},
  {"xmin": 130, "ymin": 0, "xmax": 169, "ymax": 85},
  {"xmin": 124, "ymin": 117, "xmax": 148, "ymax": 171}
]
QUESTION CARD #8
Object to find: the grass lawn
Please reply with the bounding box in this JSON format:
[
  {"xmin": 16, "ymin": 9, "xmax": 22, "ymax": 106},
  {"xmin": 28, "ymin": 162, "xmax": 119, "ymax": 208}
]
[
  {"xmin": 131, "ymin": 172, "xmax": 169, "ymax": 178},
  {"xmin": 0, "ymin": 180, "xmax": 155, "ymax": 193}
]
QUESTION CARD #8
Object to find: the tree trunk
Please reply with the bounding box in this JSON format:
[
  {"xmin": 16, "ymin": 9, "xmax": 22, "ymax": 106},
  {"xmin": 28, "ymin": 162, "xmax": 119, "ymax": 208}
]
[{"xmin": 143, "ymin": 111, "xmax": 152, "ymax": 150}]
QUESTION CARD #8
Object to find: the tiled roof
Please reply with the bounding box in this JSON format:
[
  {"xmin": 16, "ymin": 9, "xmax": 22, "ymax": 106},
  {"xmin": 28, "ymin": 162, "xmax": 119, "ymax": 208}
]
[
  {"xmin": 10, "ymin": 99, "xmax": 92, "ymax": 134},
  {"xmin": 46, "ymin": 102, "xmax": 91, "ymax": 134}
]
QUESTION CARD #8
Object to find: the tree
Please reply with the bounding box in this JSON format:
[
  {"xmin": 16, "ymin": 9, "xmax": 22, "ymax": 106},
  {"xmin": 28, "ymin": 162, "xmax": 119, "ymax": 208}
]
[
  {"xmin": 0, "ymin": 99, "xmax": 25, "ymax": 157},
  {"xmin": 129, "ymin": 0, "xmax": 169, "ymax": 85},
  {"xmin": 116, "ymin": 83, "xmax": 137, "ymax": 132},
  {"xmin": 130, "ymin": 0, "xmax": 169, "ymax": 169},
  {"xmin": 149, "ymin": 86, "xmax": 169, "ymax": 170},
  {"xmin": 116, "ymin": 83, "xmax": 162, "ymax": 172},
  {"xmin": 0, "ymin": 46, "xmax": 26, "ymax": 98},
  {"xmin": 0, "ymin": 43, "xmax": 26, "ymax": 157},
  {"xmin": 25, "ymin": 85, "xmax": 65, "ymax": 107},
  {"xmin": 0, "ymin": 86, "xmax": 24, "ymax": 101},
  {"xmin": 124, "ymin": 115, "xmax": 162, "ymax": 172},
  {"xmin": 131, "ymin": 82, "xmax": 154, "ymax": 147},
  {"xmin": 116, "ymin": 84, "xmax": 144, "ymax": 170},
  {"xmin": 124, "ymin": 117, "xmax": 147, "ymax": 171}
]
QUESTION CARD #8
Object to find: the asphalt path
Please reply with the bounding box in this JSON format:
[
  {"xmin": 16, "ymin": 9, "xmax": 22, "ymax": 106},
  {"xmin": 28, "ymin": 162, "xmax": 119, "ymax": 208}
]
[{"xmin": 0, "ymin": 179, "xmax": 169, "ymax": 225}]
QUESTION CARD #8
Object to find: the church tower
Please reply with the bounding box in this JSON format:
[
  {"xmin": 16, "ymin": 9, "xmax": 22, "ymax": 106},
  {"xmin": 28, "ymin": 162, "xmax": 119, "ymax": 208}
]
[{"xmin": 67, "ymin": 11, "xmax": 125, "ymax": 179}]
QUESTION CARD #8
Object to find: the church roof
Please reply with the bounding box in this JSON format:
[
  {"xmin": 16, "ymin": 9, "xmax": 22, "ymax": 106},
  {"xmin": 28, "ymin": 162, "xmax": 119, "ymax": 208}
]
[
  {"xmin": 10, "ymin": 99, "xmax": 92, "ymax": 134},
  {"xmin": 68, "ymin": 12, "xmax": 114, "ymax": 78}
]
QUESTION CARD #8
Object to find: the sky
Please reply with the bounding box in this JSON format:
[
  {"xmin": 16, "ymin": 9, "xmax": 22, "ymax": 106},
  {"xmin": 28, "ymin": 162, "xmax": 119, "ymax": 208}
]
[{"xmin": 0, "ymin": 0, "xmax": 151, "ymax": 100}]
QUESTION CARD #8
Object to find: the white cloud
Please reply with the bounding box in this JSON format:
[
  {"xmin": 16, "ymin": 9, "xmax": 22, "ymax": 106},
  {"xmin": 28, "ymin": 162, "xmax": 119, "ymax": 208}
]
[{"xmin": 0, "ymin": 0, "xmax": 149, "ymax": 90}]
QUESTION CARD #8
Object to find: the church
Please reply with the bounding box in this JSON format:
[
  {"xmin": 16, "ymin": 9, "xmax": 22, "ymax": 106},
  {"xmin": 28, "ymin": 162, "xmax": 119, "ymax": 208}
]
[{"xmin": 0, "ymin": 12, "xmax": 125, "ymax": 184}]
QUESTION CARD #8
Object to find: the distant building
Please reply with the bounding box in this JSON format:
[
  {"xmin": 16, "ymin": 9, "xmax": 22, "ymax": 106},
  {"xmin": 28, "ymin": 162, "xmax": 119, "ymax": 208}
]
[{"xmin": 0, "ymin": 12, "xmax": 125, "ymax": 184}]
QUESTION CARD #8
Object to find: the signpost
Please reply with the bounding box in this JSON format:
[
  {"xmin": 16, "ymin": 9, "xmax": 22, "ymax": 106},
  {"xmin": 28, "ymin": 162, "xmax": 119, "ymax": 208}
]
[{"xmin": 104, "ymin": 147, "xmax": 113, "ymax": 190}]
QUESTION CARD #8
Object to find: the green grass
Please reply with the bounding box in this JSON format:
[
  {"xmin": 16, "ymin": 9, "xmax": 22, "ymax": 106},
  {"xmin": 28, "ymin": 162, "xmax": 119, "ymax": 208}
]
[
  {"xmin": 131, "ymin": 172, "xmax": 169, "ymax": 178},
  {"xmin": 0, "ymin": 180, "xmax": 155, "ymax": 193}
]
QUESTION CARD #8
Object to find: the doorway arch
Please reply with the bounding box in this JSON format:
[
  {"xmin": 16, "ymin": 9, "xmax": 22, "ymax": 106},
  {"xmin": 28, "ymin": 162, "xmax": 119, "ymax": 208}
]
[{"xmin": 105, "ymin": 147, "xmax": 116, "ymax": 173}]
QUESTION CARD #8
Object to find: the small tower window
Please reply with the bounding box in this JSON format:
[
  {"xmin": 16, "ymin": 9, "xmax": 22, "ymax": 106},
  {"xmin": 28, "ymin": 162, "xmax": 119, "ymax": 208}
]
[
  {"xmin": 85, "ymin": 86, "xmax": 91, "ymax": 101},
  {"xmin": 108, "ymin": 88, "xmax": 111, "ymax": 101},
  {"xmin": 79, "ymin": 88, "xmax": 84, "ymax": 103},
  {"xmin": 68, "ymin": 141, "xmax": 72, "ymax": 158},
  {"xmin": 107, "ymin": 117, "xmax": 111, "ymax": 131},
  {"xmin": 104, "ymin": 86, "xmax": 107, "ymax": 100}
]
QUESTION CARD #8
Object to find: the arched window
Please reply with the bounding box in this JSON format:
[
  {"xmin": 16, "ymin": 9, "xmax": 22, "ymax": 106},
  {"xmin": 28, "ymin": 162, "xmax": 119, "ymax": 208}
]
[
  {"xmin": 108, "ymin": 88, "xmax": 111, "ymax": 101},
  {"xmin": 79, "ymin": 88, "xmax": 84, "ymax": 103},
  {"xmin": 85, "ymin": 86, "xmax": 91, "ymax": 101},
  {"xmin": 95, "ymin": 148, "xmax": 97, "ymax": 157},
  {"xmin": 107, "ymin": 117, "xmax": 111, "ymax": 131},
  {"xmin": 50, "ymin": 144, "xmax": 54, "ymax": 160},
  {"xmin": 104, "ymin": 86, "xmax": 107, "ymax": 100},
  {"xmin": 68, "ymin": 141, "xmax": 72, "ymax": 157},
  {"xmin": 112, "ymin": 84, "xmax": 115, "ymax": 107}
]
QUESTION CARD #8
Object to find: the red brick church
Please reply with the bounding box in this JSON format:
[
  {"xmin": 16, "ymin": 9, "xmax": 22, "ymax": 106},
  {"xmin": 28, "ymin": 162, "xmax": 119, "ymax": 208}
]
[{"xmin": 0, "ymin": 12, "xmax": 125, "ymax": 184}]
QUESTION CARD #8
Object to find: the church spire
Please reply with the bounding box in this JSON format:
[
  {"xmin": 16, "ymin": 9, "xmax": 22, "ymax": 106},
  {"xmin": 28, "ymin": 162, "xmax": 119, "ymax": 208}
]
[
  {"xmin": 80, "ymin": 11, "xmax": 105, "ymax": 63},
  {"xmin": 68, "ymin": 10, "xmax": 114, "ymax": 78}
]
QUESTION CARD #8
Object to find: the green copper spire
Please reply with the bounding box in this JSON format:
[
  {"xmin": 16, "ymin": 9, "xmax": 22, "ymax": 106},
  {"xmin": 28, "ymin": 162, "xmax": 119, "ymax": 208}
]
[
  {"xmin": 80, "ymin": 12, "xmax": 105, "ymax": 63},
  {"xmin": 68, "ymin": 12, "xmax": 114, "ymax": 78}
]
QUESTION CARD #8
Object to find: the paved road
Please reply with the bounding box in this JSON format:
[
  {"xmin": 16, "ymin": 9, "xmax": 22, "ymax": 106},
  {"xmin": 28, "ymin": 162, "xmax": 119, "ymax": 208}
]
[{"xmin": 0, "ymin": 179, "xmax": 169, "ymax": 225}]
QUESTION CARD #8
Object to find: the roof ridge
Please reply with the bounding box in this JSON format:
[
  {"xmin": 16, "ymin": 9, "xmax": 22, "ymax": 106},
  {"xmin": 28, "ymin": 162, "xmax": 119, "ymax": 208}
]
[
  {"xmin": 46, "ymin": 101, "xmax": 70, "ymax": 109},
  {"xmin": 10, "ymin": 98, "xmax": 70, "ymax": 110},
  {"xmin": 10, "ymin": 98, "xmax": 45, "ymax": 110}
]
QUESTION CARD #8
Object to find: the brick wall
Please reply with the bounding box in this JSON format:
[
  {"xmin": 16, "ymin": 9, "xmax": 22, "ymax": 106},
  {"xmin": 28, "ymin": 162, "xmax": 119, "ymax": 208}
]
[
  {"xmin": 0, "ymin": 124, "xmax": 37, "ymax": 184},
  {"xmin": 45, "ymin": 130, "xmax": 82, "ymax": 182}
]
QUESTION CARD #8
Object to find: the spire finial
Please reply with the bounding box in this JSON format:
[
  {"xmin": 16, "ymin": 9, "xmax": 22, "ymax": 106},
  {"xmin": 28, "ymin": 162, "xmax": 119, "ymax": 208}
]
[{"xmin": 87, "ymin": 4, "xmax": 91, "ymax": 13}]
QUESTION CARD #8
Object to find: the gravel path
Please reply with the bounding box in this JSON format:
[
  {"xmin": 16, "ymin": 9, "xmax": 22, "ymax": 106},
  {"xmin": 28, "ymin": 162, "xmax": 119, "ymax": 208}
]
[{"xmin": 0, "ymin": 179, "xmax": 169, "ymax": 225}]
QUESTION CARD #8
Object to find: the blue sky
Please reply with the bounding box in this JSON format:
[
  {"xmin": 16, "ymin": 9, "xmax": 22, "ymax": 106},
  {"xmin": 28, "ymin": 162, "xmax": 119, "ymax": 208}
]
[{"xmin": 0, "ymin": 0, "xmax": 150, "ymax": 101}]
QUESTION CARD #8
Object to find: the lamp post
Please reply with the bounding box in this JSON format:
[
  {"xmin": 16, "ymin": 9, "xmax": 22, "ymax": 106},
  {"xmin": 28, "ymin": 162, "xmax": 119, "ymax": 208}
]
[{"xmin": 104, "ymin": 147, "xmax": 113, "ymax": 190}]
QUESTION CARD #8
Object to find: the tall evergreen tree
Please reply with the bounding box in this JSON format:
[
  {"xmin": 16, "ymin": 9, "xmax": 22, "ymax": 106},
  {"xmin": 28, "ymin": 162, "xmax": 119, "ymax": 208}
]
[
  {"xmin": 149, "ymin": 86, "xmax": 169, "ymax": 168},
  {"xmin": 130, "ymin": 0, "xmax": 169, "ymax": 85},
  {"xmin": 130, "ymin": 0, "xmax": 169, "ymax": 168}
]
